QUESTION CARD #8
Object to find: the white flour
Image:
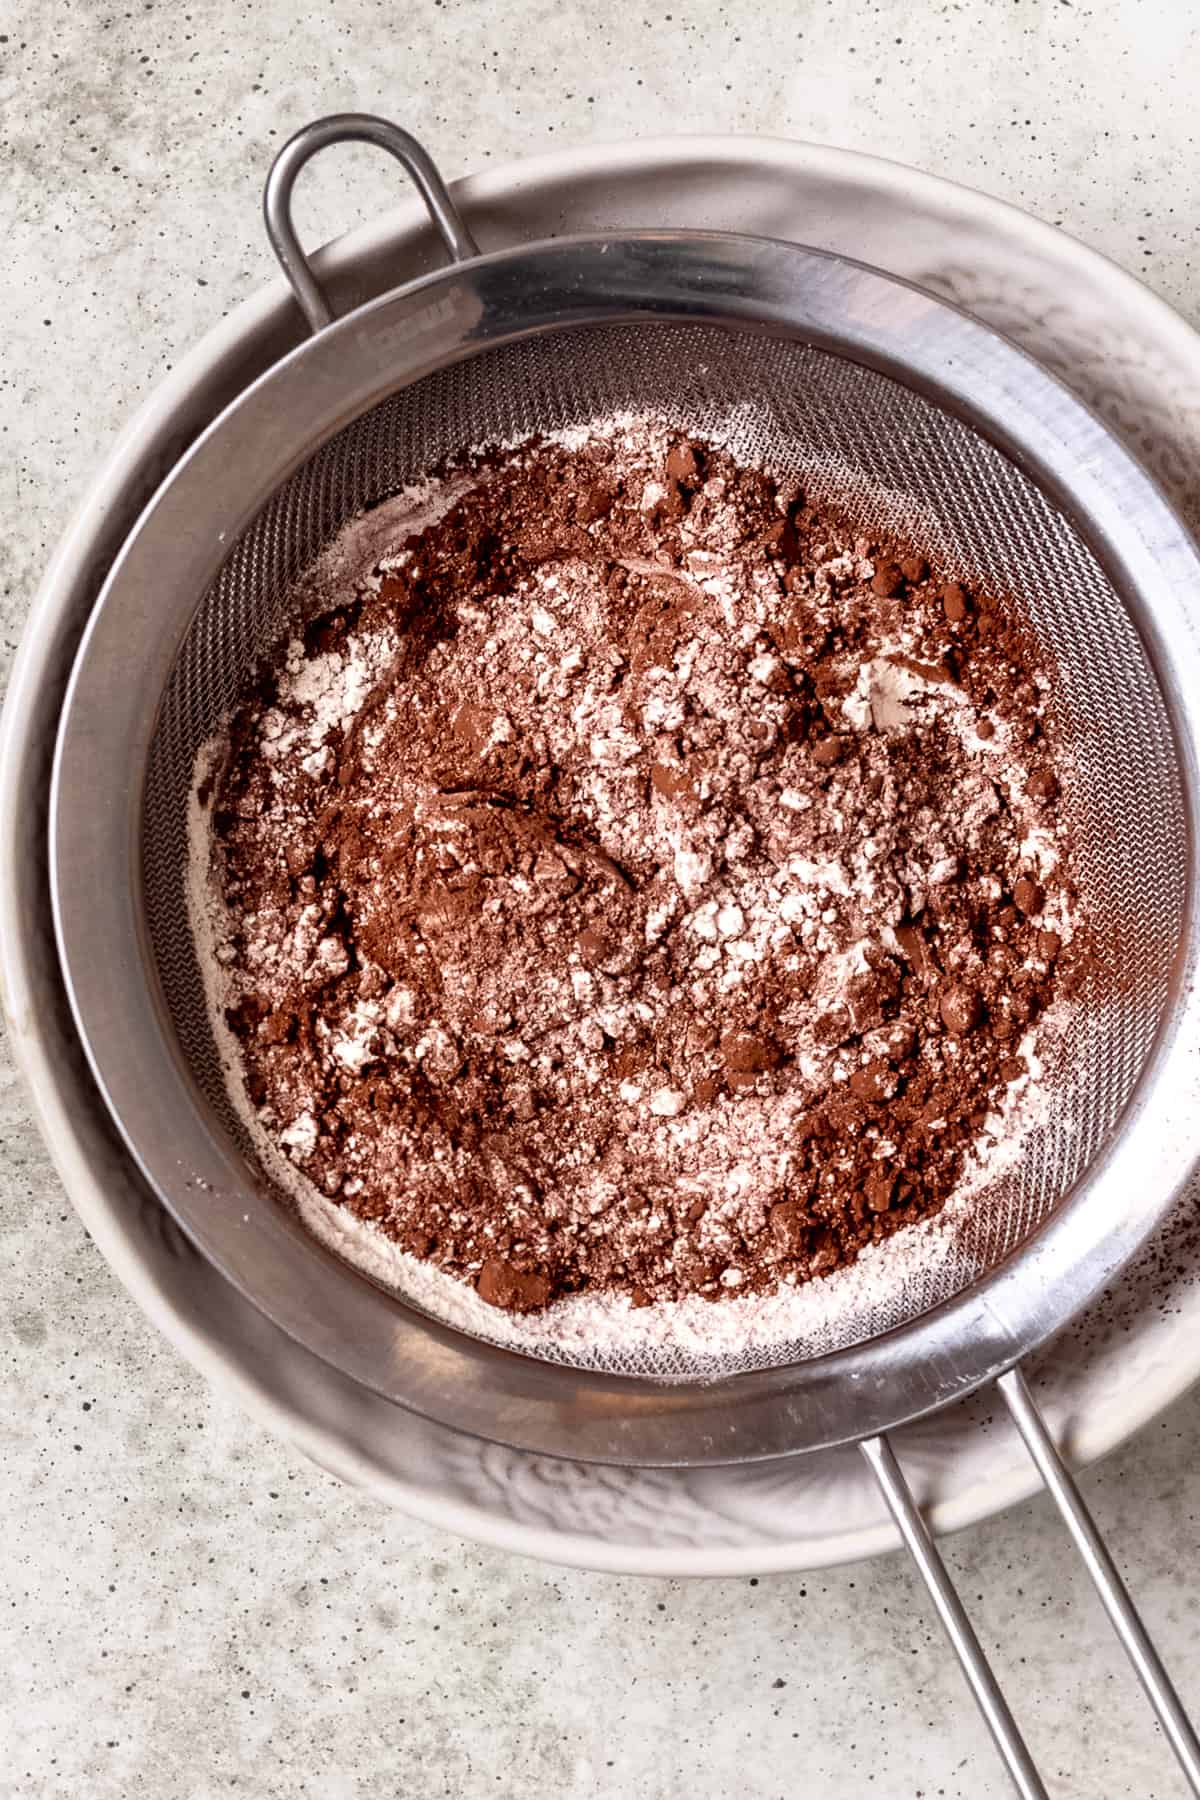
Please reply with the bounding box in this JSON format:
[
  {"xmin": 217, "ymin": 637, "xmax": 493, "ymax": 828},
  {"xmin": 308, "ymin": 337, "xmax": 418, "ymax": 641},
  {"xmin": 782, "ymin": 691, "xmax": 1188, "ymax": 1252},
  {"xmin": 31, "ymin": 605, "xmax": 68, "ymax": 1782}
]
[{"xmin": 186, "ymin": 417, "xmax": 1076, "ymax": 1376}]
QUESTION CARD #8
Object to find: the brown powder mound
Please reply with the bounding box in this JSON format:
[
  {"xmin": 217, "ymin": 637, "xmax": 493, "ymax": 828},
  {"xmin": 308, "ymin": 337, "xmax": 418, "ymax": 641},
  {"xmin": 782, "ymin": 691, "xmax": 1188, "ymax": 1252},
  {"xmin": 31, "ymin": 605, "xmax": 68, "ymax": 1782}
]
[{"xmin": 203, "ymin": 422, "xmax": 1083, "ymax": 1314}]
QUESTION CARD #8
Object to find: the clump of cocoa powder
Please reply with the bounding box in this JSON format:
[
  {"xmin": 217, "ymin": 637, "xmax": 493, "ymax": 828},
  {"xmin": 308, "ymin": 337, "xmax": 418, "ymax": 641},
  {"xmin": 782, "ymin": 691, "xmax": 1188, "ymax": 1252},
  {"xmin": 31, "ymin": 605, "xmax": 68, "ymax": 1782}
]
[{"xmin": 200, "ymin": 420, "xmax": 1083, "ymax": 1315}]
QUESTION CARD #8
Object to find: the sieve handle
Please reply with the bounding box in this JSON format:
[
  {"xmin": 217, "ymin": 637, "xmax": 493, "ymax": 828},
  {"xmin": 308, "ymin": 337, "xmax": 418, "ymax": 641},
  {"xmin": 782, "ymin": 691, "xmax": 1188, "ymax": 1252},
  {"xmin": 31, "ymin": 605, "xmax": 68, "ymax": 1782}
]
[
  {"xmin": 997, "ymin": 1366, "xmax": 1200, "ymax": 1792},
  {"xmin": 864, "ymin": 1372, "xmax": 1200, "ymax": 1799},
  {"xmin": 861, "ymin": 1434, "xmax": 1049, "ymax": 1800},
  {"xmin": 264, "ymin": 113, "xmax": 480, "ymax": 334}
]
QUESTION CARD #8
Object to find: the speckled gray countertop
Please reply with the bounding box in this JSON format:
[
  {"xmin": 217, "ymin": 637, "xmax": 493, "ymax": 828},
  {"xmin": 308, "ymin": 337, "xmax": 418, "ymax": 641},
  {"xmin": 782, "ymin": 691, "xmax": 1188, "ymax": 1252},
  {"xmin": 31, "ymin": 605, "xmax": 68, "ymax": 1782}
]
[{"xmin": 4, "ymin": 3, "xmax": 1200, "ymax": 1796}]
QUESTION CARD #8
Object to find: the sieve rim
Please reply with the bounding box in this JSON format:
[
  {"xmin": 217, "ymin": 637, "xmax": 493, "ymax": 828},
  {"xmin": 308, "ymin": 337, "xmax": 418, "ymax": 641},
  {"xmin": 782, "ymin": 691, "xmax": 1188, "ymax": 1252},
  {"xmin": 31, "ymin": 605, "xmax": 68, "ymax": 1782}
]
[{"xmin": 50, "ymin": 230, "xmax": 1200, "ymax": 1465}]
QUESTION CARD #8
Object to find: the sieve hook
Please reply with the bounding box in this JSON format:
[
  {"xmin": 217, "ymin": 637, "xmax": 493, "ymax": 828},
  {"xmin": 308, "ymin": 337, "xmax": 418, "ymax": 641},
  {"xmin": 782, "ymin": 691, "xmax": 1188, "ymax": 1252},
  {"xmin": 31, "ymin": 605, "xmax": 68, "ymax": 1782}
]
[{"xmin": 264, "ymin": 113, "xmax": 480, "ymax": 335}]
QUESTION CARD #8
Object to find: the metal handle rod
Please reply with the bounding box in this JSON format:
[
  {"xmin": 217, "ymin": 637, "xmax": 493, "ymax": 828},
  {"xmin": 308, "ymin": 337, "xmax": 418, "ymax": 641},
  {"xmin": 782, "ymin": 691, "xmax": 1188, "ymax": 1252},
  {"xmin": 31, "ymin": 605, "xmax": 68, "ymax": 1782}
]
[
  {"xmin": 861, "ymin": 1433, "xmax": 1048, "ymax": 1800},
  {"xmin": 998, "ymin": 1365, "xmax": 1200, "ymax": 1795},
  {"xmin": 264, "ymin": 113, "xmax": 480, "ymax": 335}
]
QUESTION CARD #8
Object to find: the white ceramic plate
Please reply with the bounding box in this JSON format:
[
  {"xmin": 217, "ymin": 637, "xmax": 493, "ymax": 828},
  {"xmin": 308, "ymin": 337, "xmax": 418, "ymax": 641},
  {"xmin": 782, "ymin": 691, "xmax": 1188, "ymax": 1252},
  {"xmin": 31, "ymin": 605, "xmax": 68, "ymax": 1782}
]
[{"xmin": 4, "ymin": 134, "xmax": 1200, "ymax": 1574}]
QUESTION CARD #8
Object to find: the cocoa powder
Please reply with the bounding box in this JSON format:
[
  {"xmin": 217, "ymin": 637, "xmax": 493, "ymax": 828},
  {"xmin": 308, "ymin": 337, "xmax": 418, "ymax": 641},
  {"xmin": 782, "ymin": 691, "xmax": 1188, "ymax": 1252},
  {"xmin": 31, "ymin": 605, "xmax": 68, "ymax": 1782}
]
[{"xmin": 199, "ymin": 421, "xmax": 1083, "ymax": 1315}]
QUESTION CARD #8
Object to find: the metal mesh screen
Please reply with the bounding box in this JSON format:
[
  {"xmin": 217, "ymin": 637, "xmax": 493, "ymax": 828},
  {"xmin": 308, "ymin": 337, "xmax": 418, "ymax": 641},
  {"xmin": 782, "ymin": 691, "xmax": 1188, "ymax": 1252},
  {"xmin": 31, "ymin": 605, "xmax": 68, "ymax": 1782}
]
[{"xmin": 142, "ymin": 320, "xmax": 1186, "ymax": 1379}]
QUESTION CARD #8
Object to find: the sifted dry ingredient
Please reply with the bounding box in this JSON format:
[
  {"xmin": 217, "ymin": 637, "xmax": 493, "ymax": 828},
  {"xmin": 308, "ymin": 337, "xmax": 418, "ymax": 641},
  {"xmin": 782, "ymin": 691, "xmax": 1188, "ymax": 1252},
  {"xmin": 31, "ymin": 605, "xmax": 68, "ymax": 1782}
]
[{"xmin": 193, "ymin": 418, "xmax": 1083, "ymax": 1323}]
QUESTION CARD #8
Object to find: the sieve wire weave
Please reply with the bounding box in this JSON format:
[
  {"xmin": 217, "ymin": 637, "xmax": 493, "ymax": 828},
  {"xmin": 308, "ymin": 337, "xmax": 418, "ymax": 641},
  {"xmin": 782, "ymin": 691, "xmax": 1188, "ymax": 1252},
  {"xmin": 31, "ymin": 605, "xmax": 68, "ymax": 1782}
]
[{"xmin": 142, "ymin": 320, "xmax": 1185, "ymax": 1381}]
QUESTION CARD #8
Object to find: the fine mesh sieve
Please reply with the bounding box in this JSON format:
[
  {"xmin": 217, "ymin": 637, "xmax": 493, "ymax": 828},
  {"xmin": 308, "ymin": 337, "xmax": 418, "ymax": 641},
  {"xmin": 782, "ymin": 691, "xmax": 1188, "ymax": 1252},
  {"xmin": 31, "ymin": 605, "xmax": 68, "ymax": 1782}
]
[
  {"xmin": 144, "ymin": 319, "xmax": 1182, "ymax": 1384},
  {"xmin": 49, "ymin": 115, "xmax": 1200, "ymax": 1795}
]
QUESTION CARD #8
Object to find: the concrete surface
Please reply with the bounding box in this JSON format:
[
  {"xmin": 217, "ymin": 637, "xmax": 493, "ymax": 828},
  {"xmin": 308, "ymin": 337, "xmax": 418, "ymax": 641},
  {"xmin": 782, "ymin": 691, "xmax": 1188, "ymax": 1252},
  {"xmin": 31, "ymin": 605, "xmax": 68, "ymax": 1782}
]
[{"xmin": 3, "ymin": 1, "xmax": 1200, "ymax": 1795}]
